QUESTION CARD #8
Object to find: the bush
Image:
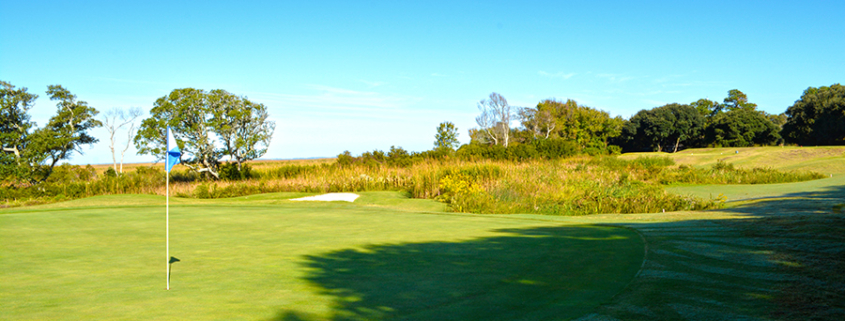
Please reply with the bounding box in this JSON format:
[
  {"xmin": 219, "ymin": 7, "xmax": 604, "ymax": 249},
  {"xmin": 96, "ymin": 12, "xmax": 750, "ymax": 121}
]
[
  {"xmin": 533, "ymin": 139, "xmax": 580, "ymax": 159},
  {"xmin": 219, "ymin": 163, "xmax": 253, "ymax": 181}
]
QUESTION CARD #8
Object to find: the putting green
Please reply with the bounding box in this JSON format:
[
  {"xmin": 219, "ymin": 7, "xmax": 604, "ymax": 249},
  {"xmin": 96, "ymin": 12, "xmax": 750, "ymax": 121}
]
[{"xmin": 0, "ymin": 192, "xmax": 644, "ymax": 320}]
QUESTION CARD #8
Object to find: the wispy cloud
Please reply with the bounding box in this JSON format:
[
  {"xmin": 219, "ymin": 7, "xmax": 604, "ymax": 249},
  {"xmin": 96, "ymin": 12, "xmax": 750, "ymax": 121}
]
[
  {"xmin": 595, "ymin": 73, "xmax": 635, "ymax": 83},
  {"xmin": 95, "ymin": 77, "xmax": 174, "ymax": 86},
  {"xmin": 243, "ymin": 85, "xmax": 425, "ymax": 120},
  {"xmin": 359, "ymin": 79, "xmax": 386, "ymax": 88},
  {"xmin": 538, "ymin": 71, "xmax": 576, "ymax": 79},
  {"xmin": 642, "ymin": 99, "xmax": 666, "ymax": 106}
]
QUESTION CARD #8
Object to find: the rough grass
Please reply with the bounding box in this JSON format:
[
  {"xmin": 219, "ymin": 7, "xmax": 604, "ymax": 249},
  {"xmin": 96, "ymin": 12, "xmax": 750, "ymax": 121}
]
[
  {"xmin": 0, "ymin": 193, "xmax": 643, "ymax": 320},
  {"xmin": 619, "ymin": 146, "xmax": 845, "ymax": 175}
]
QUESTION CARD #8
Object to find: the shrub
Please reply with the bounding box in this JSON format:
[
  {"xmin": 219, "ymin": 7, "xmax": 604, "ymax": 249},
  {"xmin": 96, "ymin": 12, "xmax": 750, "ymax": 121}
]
[{"xmin": 219, "ymin": 163, "xmax": 253, "ymax": 181}]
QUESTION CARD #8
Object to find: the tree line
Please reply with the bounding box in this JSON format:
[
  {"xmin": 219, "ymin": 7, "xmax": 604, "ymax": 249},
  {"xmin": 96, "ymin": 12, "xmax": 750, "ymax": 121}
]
[
  {"xmin": 2, "ymin": 79, "xmax": 843, "ymax": 184},
  {"xmin": 466, "ymin": 84, "xmax": 844, "ymax": 155},
  {"xmin": 1, "ymin": 81, "xmax": 275, "ymax": 185}
]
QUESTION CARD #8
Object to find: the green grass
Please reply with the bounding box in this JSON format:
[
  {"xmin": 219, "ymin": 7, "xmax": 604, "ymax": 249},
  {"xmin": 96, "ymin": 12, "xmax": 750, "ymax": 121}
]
[
  {"xmin": 4, "ymin": 147, "xmax": 845, "ymax": 320},
  {"xmin": 0, "ymin": 193, "xmax": 643, "ymax": 320}
]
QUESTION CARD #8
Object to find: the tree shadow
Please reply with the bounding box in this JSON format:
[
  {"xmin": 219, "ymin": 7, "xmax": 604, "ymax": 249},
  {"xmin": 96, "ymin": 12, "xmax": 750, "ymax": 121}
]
[
  {"xmin": 271, "ymin": 182, "xmax": 845, "ymax": 321},
  {"xmin": 272, "ymin": 225, "xmax": 644, "ymax": 321},
  {"xmin": 590, "ymin": 182, "xmax": 845, "ymax": 320}
]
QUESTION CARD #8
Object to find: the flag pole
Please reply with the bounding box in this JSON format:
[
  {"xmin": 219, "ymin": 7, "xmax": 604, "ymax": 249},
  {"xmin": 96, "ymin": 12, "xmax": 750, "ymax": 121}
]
[
  {"xmin": 165, "ymin": 126, "xmax": 181, "ymax": 290},
  {"xmin": 166, "ymin": 166, "xmax": 170, "ymax": 290}
]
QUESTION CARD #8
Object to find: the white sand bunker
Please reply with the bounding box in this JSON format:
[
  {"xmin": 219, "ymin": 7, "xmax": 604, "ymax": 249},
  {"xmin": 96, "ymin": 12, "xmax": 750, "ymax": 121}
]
[{"xmin": 290, "ymin": 193, "xmax": 360, "ymax": 202}]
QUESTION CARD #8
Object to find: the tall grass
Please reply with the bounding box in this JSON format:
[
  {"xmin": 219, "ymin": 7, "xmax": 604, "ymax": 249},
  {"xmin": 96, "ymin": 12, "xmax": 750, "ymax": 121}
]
[
  {"xmin": 1, "ymin": 157, "xmax": 827, "ymax": 214},
  {"xmin": 659, "ymin": 160, "xmax": 827, "ymax": 184}
]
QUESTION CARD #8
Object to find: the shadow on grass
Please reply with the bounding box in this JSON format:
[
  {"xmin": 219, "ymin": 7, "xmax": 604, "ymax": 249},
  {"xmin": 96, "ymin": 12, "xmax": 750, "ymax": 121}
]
[
  {"xmin": 272, "ymin": 183, "xmax": 845, "ymax": 321},
  {"xmin": 591, "ymin": 183, "xmax": 845, "ymax": 320},
  {"xmin": 271, "ymin": 225, "xmax": 644, "ymax": 321}
]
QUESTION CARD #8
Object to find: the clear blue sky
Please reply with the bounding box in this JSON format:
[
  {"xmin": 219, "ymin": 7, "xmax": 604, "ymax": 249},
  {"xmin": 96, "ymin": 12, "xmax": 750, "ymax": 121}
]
[{"xmin": 2, "ymin": 1, "xmax": 843, "ymax": 165}]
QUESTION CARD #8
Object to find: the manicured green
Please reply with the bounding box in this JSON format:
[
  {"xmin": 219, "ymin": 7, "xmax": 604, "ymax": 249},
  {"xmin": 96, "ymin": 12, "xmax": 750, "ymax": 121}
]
[{"xmin": 0, "ymin": 192, "xmax": 643, "ymax": 320}]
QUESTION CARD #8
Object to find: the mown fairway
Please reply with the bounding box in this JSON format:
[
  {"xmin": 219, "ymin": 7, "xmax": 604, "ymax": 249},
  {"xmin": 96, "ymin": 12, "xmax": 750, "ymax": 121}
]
[
  {"xmin": 0, "ymin": 192, "xmax": 644, "ymax": 320},
  {"xmin": 3, "ymin": 147, "xmax": 844, "ymax": 320}
]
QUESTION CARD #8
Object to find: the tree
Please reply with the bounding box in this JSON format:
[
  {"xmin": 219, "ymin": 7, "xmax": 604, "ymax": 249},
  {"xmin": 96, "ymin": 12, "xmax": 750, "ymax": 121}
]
[
  {"xmin": 0, "ymin": 82, "xmax": 101, "ymax": 183},
  {"xmin": 620, "ymin": 103, "xmax": 704, "ymax": 152},
  {"xmin": 209, "ymin": 90, "xmax": 275, "ymax": 171},
  {"xmin": 690, "ymin": 98, "xmax": 721, "ymax": 119},
  {"xmin": 135, "ymin": 88, "xmax": 276, "ymax": 179},
  {"xmin": 1, "ymin": 81, "xmax": 37, "ymax": 162},
  {"xmin": 102, "ymin": 107, "xmax": 142, "ymax": 174},
  {"xmin": 475, "ymin": 93, "xmax": 513, "ymax": 147},
  {"xmin": 135, "ymin": 88, "xmax": 221, "ymax": 178},
  {"xmin": 723, "ymin": 89, "xmax": 757, "ymax": 111},
  {"xmin": 782, "ymin": 84, "xmax": 845, "ymax": 145},
  {"xmin": 518, "ymin": 106, "xmax": 555, "ymax": 139},
  {"xmin": 0, "ymin": 81, "xmax": 38, "ymax": 181},
  {"xmin": 531, "ymin": 99, "xmax": 623, "ymax": 149},
  {"xmin": 434, "ymin": 121, "xmax": 460, "ymax": 151},
  {"xmin": 706, "ymin": 108, "xmax": 780, "ymax": 147}
]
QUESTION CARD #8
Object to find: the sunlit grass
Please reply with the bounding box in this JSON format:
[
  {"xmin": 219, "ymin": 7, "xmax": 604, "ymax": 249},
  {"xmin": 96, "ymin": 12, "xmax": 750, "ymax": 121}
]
[{"xmin": 0, "ymin": 193, "xmax": 643, "ymax": 320}]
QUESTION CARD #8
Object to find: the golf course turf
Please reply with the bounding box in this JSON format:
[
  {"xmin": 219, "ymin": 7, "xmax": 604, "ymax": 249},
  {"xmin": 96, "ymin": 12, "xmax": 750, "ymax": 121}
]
[
  {"xmin": 0, "ymin": 193, "xmax": 644, "ymax": 320},
  {"xmin": 3, "ymin": 147, "xmax": 844, "ymax": 320}
]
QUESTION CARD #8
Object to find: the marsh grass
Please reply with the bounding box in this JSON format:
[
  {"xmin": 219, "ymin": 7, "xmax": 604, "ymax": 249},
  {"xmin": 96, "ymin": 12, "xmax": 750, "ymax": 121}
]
[{"xmin": 1, "ymin": 155, "xmax": 827, "ymax": 215}]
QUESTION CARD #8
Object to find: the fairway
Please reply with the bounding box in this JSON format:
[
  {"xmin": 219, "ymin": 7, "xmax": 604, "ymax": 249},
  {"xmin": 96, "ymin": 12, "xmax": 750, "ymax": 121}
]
[{"xmin": 0, "ymin": 193, "xmax": 644, "ymax": 320}]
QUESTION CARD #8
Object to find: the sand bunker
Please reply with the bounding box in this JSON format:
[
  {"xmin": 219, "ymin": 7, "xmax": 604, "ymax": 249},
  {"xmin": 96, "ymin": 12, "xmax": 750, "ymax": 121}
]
[{"xmin": 290, "ymin": 193, "xmax": 360, "ymax": 202}]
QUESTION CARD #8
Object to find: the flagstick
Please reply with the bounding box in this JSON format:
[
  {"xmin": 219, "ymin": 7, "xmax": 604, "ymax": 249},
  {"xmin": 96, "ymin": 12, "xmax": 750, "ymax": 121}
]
[{"xmin": 166, "ymin": 170, "xmax": 170, "ymax": 290}]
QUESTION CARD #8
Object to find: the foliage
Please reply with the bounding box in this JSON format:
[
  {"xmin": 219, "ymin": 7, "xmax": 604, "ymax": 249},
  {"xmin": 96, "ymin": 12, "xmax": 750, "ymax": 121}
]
[
  {"xmin": 659, "ymin": 161, "xmax": 825, "ymax": 184},
  {"xmin": 620, "ymin": 103, "xmax": 704, "ymax": 152},
  {"xmin": 723, "ymin": 89, "xmax": 758, "ymax": 111},
  {"xmin": 706, "ymin": 108, "xmax": 780, "ymax": 147},
  {"xmin": 691, "ymin": 98, "xmax": 721, "ymax": 119},
  {"xmin": 782, "ymin": 84, "xmax": 845, "ymax": 145},
  {"xmin": 434, "ymin": 121, "xmax": 460, "ymax": 151},
  {"xmin": 519, "ymin": 99, "xmax": 623, "ymax": 150},
  {"xmin": 1, "ymin": 81, "xmax": 101, "ymax": 184},
  {"xmin": 219, "ymin": 162, "xmax": 254, "ymax": 181},
  {"xmin": 134, "ymin": 88, "xmax": 275, "ymax": 179},
  {"xmin": 210, "ymin": 89, "xmax": 275, "ymax": 170}
]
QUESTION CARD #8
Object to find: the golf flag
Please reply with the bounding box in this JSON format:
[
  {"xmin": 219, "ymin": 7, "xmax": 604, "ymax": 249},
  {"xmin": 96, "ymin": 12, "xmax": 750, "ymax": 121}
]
[
  {"xmin": 165, "ymin": 126, "xmax": 180, "ymax": 290},
  {"xmin": 165, "ymin": 127, "xmax": 181, "ymax": 173}
]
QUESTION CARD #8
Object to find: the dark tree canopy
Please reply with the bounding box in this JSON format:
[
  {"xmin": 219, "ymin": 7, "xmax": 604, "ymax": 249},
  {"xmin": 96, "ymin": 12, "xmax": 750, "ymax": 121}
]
[
  {"xmin": 706, "ymin": 109, "xmax": 780, "ymax": 147},
  {"xmin": 723, "ymin": 89, "xmax": 758, "ymax": 111},
  {"xmin": 782, "ymin": 84, "xmax": 845, "ymax": 146},
  {"xmin": 620, "ymin": 103, "xmax": 704, "ymax": 152}
]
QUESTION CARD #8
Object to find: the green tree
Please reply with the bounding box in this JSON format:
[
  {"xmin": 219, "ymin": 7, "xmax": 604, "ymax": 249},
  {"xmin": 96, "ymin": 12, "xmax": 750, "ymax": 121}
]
[
  {"xmin": 0, "ymin": 82, "xmax": 101, "ymax": 183},
  {"xmin": 690, "ymin": 98, "xmax": 722, "ymax": 119},
  {"xmin": 706, "ymin": 109, "xmax": 780, "ymax": 147},
  {"xmin": 434, "ymin": 121, "xmax": 460, "ymax": 151},
  {"xmin": 527, "ymin": 99, "xmax": 623, "ymax": 149},
  {"xmin": 135, "ymin": 88, "xmax": 277, "ymax": 179},
  {"xmin": 620, "ymin": 103, "xmax": 704, "ymax": 152},
  {"xmin": 209, "ymin": 89, "xmax": 275, "ymax": 171},
  {"xmin": 1, "ymin": 81, "xmax": 38, "ymax": 181},
  {"xmin": 782, "ymin": 84, "xmax": 845, "ymax": 145},
  {"xmin": 135, "ymin": 88, "xmax": 220, "ymax": 178},
  {"xmin": 723, "ymin": 89, "xmax": 757, "ymax": 111}
]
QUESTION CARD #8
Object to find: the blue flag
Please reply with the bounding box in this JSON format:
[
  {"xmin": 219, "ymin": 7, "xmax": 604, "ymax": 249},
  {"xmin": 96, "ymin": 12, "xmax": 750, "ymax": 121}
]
[{"xmin": 165, "ymin": 126, "xmax": 181, "ymax": 173}]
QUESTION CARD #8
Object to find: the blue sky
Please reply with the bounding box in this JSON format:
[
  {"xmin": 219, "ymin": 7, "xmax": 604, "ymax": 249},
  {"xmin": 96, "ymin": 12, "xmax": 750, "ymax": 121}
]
[{"xmin": 2, "ymin": 1, "xmax": 843, "ymax": 165}]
